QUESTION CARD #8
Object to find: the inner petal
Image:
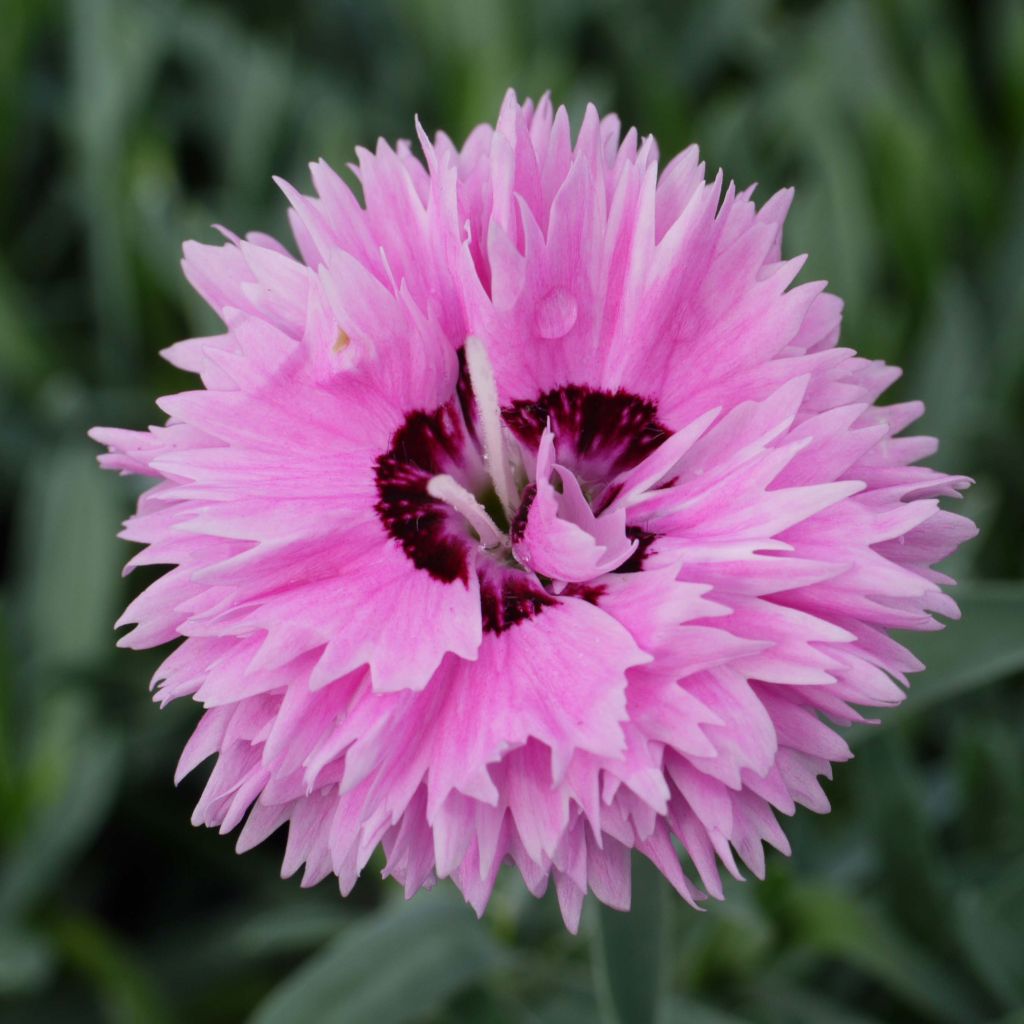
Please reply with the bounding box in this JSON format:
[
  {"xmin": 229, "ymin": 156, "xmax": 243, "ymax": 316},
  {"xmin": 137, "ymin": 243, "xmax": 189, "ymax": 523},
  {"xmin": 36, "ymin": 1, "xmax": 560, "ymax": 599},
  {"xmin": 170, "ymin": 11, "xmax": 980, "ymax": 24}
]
[{"xmin": 511, "ymin": 426, "xmax": 637, "ymax": 583}]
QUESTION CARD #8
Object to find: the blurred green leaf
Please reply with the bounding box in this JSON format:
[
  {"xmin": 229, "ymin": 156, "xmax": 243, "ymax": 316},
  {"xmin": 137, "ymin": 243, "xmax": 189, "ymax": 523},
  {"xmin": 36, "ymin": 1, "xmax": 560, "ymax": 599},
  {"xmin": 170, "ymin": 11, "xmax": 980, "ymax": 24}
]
[
  {"xmin": 908, "ymin": 271, "xmax": 986, "ymax": 468},
  {"xmin": 153, "ymin": 901, "xmax": 350, "ymax": 993},
  {"xmin": 850, "ymin": 582, "xmax": 1024, "ymax": 748},
  {"xmin": 249, "ymin": 889, "xmax": 507, "ymax": 1024},
  {"xmin": 859, "ymin": 734, "xmax": 955, "ymax": 952},
  {"xmin": 532, "ymin": 992, "xmax": 603, "ymax": 1024},
  {"xmin": 743, "ymin": 986, "xmax": 886, "ymax": 1024},
  {"xmin": 786, "ymin": 884, "xmax": 982, "ymax": 1023},
  {"xmin": 899, "ymin": 583, "xmax": 1024, "ymax": 711},
  {"xmin": 0, "ymin": 925, "xmax": 57, "ymax": 996},
  {"xmin": 69, "ymin": 0, "xmax": 157, "ymax": 383},
  {"xmin": 680, "ymin": 882, "xmax": 775, "ymax": 988},
  {"xmin": 0, "ymin": 708, "xmax": 122, "ymax": 919},
  {"xmin": 216, "ymin": 903, "xmax": 351, "ymax": 961},
  {"xmin": 50, "ymin": 913, "xmax": 173, "ymax": 1024},
  {"xmin": 954, "ymin": 857, "xmax": 1024, "ymax": 1009},
  {"xmin": 989, "ymin": 173, "xmax": 1024, "ymax": 395},
  {"xmin": 15, "ymin": 441, "xmax": 124, "ymax": 672},
  {"xmin": 665, "ymin": 996, "xmax": 755, "ymax": 1024},
  {"xmin": 0, "ymin": 263, "xmax": 47, "ymax": 395}
]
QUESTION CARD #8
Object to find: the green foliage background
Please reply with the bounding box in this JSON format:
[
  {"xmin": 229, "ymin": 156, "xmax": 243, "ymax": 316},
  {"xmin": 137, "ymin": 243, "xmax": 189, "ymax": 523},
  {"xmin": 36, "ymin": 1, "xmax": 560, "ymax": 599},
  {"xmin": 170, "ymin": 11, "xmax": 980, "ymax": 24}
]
[{"xmin": 2, "ymin": 1, "xmax": 1024, "ymax": 1021}]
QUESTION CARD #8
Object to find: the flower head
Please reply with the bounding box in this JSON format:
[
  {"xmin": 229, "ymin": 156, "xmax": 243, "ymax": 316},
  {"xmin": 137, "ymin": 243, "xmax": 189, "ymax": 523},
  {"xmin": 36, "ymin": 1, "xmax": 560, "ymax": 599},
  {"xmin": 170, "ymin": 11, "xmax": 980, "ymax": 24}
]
[{"xmin": 92, "ymin": 91, "xmax": 976, "ymax": 930}]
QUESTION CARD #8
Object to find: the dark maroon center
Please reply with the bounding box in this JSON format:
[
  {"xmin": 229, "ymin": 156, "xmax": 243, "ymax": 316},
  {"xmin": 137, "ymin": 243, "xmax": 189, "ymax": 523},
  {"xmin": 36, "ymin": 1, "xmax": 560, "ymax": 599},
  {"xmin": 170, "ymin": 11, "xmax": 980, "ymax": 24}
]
[
  {"xmin": 374, "ymin": 401, "xmax": 471, "ymax": 585},
  {"xmin": 374, "ymin": 374, "xmax": 668, "ymax": 634},
  {"xmin": 503, "ymin": 386, "xmax": 669, "ymax": 483},
  {"xmin": 479, "ymin": 566, "xmax": 556, "ymax": 635}
]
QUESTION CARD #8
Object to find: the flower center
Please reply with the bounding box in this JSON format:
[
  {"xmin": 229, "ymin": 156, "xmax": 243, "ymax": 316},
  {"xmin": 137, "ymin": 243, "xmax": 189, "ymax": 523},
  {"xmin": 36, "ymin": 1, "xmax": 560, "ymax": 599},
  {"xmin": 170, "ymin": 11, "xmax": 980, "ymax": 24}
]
[{"xmin": 373, "ymin": 337, "xmax": 670, "ymax": 632}]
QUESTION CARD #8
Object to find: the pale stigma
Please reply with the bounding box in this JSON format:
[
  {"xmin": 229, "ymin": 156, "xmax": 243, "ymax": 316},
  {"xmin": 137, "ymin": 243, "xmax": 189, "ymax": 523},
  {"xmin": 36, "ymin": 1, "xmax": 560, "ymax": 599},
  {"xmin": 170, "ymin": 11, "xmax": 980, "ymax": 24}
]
[
  {"xmin": 464, "ymin": 335, "xmax": 519, "ymax": 519},
  {"xmin": 426, "ymin": 473, "xmax": 507, "ymax": 549}
]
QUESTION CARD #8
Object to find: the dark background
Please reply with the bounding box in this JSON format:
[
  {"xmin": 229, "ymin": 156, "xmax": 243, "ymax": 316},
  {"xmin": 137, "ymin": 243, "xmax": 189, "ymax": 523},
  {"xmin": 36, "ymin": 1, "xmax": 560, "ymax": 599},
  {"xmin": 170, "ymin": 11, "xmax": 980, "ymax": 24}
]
[{"xmin": 2, "ymin": 1, "xmax": 1024, "ymax": 1022}]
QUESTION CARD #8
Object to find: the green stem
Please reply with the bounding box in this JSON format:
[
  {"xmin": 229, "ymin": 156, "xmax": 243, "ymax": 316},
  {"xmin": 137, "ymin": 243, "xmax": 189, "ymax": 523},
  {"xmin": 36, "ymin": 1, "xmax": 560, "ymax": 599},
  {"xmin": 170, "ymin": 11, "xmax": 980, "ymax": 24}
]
[{"xmin": 591, "ymin": 854, "xmax": 673, "ymax": 1024}]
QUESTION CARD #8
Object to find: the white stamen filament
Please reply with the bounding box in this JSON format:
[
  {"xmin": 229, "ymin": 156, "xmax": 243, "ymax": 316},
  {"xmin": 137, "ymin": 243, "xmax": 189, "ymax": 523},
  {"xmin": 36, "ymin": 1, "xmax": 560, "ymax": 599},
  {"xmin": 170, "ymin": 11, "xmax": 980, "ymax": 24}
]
[
  {"xmin": 427, "ymin": 473, "xmax": 507, "ymax": 549},
  {"xmin": 464, "ymin": 335, "xmax": 518, "ymax": 518}
]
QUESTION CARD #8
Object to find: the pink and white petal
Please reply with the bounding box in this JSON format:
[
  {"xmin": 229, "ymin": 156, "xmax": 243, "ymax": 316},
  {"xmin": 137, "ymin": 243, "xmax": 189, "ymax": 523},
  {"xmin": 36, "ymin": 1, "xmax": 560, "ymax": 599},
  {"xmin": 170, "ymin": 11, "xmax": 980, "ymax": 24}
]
[
  {"xmin": 233, "ymin": 531, "xmax": 484, "ymax": 694},
  {"xmin": 418, "ymin": 596, "xmax": 649, "ymax": 816}
]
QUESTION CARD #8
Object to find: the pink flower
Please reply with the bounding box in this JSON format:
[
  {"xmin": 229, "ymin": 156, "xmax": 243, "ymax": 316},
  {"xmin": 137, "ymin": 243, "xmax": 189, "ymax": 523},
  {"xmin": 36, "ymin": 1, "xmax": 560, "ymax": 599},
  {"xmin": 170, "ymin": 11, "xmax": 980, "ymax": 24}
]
[{"xmin": 91, "ymin": 91, "xmax": 976, "ymax": 931}]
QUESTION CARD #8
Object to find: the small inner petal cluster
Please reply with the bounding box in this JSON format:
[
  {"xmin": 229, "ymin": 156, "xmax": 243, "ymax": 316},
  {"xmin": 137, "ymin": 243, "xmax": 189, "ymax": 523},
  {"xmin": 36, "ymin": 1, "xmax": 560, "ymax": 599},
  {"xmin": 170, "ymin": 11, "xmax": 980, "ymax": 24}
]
[
  {"xmin": 91, "ymin": 90, "xmax": 976, "ymax": 931},
  {"xmin": 375, "ymin": 335, "xmax": 665, "ymax": 633}
]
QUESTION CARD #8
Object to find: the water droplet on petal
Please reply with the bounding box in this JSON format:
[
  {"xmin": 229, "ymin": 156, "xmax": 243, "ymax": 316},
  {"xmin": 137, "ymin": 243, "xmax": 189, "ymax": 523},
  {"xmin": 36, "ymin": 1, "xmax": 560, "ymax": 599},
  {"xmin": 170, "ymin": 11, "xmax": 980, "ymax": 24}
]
[{"xmin": 535, "ymin": 288, "xmax": 578, "ymax": 340}]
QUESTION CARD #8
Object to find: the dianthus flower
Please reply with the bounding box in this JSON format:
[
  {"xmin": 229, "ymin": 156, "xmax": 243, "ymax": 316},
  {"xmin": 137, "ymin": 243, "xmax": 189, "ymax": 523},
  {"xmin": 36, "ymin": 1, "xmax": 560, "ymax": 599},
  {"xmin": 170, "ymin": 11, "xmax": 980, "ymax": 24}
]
[{"xmin": 91, "ymin": 91, "xmax": 975, "ymax": 930}]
